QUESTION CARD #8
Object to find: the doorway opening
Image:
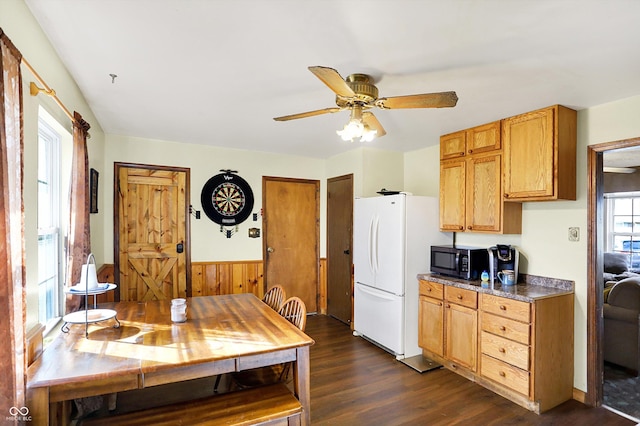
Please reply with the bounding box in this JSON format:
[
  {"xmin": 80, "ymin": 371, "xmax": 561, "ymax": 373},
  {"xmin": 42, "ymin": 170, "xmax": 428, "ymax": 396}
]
[{"xmin": 588, "ymin": 138, "xmax": 640, "ymax": 421}]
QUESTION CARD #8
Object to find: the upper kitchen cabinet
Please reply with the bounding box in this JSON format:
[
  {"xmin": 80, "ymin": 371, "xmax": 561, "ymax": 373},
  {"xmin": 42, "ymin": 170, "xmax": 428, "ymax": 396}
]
[
  {"xmin": 466, "ymin": 121, "xmax": 501, "ymax": 155},
  {"xmin": 439, "ymin": 121, "xmax": 522, "ymax": 234},
  {"xmin": 502, "ymin": 105, "xmax": 577, "ymax": 201},
  {"xmin": 440, "ymin": 129, "xmax": 466, "ymax": 160},
  {"xmin": 440, "ymin": 159, "xmax": 466, "ymax": 231},
  {"xmin": 440, "ymin": 121, "xmax": 501, "ymax": 160},
  {"xmin": 466, "ymin": 152, "xmax": 521, "ymax": 234}
]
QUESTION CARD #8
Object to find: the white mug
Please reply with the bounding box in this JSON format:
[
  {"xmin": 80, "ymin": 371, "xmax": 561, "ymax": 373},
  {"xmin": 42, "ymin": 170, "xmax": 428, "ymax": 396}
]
[
  {"xmin": 497, "ymin": 270, "xmax": 516, "ymax": 285},
  {"xmin": 171, "ymin": 298, "xmax": 187, "ymax": 323},
  {"xmin": 77, "ymin": 264, "xmax": 99, "ymax": 290}
]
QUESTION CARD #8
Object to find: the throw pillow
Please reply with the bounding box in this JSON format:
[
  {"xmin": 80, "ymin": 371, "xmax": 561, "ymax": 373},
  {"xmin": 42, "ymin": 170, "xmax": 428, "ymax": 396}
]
[{"xmin": 604, "ymin": 252, "xmax": 629, "ymax": 274}]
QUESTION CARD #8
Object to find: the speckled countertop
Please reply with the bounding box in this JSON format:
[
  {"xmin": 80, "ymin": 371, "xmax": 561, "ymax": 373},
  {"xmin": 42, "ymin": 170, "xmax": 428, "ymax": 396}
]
[{"xmin": 417, "ymin": 273, "xmax": 574, "ymax": 303}]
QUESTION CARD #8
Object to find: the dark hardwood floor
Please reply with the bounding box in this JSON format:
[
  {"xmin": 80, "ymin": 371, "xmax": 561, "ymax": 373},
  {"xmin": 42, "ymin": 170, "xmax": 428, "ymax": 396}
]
[
  {"xmin": 86, "ymin": 314, "xmax": 636, "ymax": 425},
  {"xmin": 306, "ymin": 314, "xmax": 635, "ymax": 425}
]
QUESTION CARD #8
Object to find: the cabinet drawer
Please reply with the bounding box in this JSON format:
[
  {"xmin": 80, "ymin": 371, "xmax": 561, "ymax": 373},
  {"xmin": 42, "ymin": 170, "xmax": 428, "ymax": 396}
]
[
  {"xmin": 445, "ymin": 286, "xmax": 477, "ymax": 309},
  {"xmin": 481, "ymin": 354, "xmax": 530, "ymax": 396},
  {"xmin": 481, "ymin": 312, "xmax": 530, "ymax": 344},
  {"xmin": 481, "ymin": 331, "xmax": 529, "ymax": 370},
  {"xmin": 419, "ymin": 280, "xmax": 443, "ymax": 299},
  {"xmin": 481, "ymin": 294, "xmax": 530, "ymax": 322}
]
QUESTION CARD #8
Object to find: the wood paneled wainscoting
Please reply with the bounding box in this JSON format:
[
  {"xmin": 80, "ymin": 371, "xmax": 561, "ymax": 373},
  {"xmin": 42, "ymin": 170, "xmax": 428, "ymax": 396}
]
[{"xmin": 97, "ymin": 259, "xmax": 328, "ymax": 313}]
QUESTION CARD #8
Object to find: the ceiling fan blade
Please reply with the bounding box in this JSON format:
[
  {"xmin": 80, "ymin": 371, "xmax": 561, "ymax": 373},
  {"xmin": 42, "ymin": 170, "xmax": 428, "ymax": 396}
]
[
  {"xmin": 362, "ymin": 112, "xmax": 386, "ymax": 137},
  {"xmin": 308, "ymin": 66, "xmax": 356, "ymax": 98},
  {"xmin": 273, "ymin": 107, "xmax": 341, "ymax": 121},
  {"xmin": 377, "ymin": 91, "xmax": 458, "ymax": 109}
]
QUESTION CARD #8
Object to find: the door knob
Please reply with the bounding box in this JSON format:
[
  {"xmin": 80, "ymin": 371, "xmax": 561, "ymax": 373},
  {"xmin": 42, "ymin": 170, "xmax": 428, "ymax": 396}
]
[
  {"xmin": 267, "ymin": 247, "xmax": 274, "ymax": 253},
  {"xmin": 343, "ymin": 249, "xmax": 350, "ymax": 255}
]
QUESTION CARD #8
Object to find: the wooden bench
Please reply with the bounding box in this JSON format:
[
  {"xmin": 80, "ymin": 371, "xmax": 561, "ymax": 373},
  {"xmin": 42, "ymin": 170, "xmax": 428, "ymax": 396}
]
[{"xmin": 82, "ymin": 383, "xmax": 303, "ymax": 425}]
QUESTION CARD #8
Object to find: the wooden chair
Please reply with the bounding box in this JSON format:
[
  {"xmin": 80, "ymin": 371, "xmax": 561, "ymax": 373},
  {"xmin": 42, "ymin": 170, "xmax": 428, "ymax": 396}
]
[
  {"xmin": 263, "ymin": 285, "xmax": 286, "ymax": 311},
  {"xmin": 278, "ymin": 296, "xmax": 307, "ymax": 332},
  {"xmin": 228, "ymin": 297, "xmax": 307, "ymax": 390}
]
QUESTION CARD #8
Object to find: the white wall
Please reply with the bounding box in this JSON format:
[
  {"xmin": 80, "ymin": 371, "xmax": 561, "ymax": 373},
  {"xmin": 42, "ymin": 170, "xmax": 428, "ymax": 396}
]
[
  {"xmin": 362, "ymin": 147, "xmax": 404, "ymax": 197},
  {"xmin": 403, "ymin": 94, "xmax": 640, "ymax": 393},
  {"xmin": 103, "ymin": 134, "xmax": 326, "ymax": 262}
]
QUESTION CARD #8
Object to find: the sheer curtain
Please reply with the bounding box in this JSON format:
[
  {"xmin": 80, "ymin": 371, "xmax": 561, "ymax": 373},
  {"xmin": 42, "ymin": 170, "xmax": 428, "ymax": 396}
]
[
  {"xmin": 65, "ymin": 111, "xmax": 91, "ymax": 313},
  {"xmin": 0, "ymin": 28, "xmax": 27, "ymax": 411}
]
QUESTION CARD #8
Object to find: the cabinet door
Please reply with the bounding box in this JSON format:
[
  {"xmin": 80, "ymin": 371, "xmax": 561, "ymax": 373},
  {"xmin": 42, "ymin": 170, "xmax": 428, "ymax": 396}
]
[
  {"xmin": 440, "ymin": 130, "xmax": 466, "ymax": 160},
  {"xmin": 467, "ymin": 121, "xmax": 501, "ymax": 155},
  {"xmin": 439, "ymin": 159, "xmax": 465, "ymax": 232},
  {"xmin": 419, "ymin": 295, "xmax": 444, "ymax": 356},
  {"xmin": 503, "ymin": 107, "xmax": 555, "ymax": 199},
  {"xmin": 466, "ymin": 153, "xmax": 502, "ymax": 232},
  {"xmin": 445, "ymin": 302, "xmax": 478, "ymax": 371}
]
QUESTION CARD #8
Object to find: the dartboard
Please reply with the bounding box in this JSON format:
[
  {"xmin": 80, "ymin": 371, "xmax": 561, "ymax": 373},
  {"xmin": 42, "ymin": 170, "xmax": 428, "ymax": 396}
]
[{"xmin": 201, "ymin": 172, "xmax": 254, "ymax": 225}]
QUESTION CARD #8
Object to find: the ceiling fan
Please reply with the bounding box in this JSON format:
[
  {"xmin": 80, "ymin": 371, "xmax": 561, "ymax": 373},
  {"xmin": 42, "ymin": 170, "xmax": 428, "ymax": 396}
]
[{"xmin": 274, "ymin": 66, "xmax": 459, "ymax": 142}]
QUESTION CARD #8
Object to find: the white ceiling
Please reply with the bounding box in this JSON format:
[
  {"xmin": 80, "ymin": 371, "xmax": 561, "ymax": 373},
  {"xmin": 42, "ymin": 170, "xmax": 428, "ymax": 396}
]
[{"xmin": 24, "ymin": 0, "xmax": 640, "ymax": 160}]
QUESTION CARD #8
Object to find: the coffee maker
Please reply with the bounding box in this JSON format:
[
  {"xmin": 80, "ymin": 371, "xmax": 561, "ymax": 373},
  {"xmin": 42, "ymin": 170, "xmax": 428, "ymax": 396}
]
[{"xmin": 488, "ymin": 245, "xmax": 519, "ymax": 285}]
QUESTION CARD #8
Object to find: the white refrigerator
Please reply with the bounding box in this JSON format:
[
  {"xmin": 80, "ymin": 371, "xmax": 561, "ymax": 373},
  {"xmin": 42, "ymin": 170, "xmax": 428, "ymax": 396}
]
[{"xmin": 353, "ymin": 194, "xmax": 451, "ymax": 359}]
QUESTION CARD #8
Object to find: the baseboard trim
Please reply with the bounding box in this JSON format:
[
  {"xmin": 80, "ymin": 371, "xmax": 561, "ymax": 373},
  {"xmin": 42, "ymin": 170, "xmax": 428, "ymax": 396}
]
[{"xmin": 573, "ymin": 387, "xmax": 586, "ymax": 403}]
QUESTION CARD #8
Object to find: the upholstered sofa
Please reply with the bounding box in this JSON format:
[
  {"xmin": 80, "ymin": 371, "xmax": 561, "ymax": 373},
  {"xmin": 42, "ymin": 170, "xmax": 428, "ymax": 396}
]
[
  {"xmin": 603, "ymin": 252, "xmax": 640, "ymax": 302},
  {"xmin": 603, "ymin": 276, "xmax": 640, "ymax": 375}
]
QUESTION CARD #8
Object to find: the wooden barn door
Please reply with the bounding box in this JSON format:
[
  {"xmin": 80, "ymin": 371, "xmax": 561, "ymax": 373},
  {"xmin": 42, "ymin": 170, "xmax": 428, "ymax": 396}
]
[
  {"xmin": 115, "ymin": 163, "xmax": 190, "ymax": 301},
  {"xmin": 263, "ymin": 177, "xmax": 319, "ymax": 313}
]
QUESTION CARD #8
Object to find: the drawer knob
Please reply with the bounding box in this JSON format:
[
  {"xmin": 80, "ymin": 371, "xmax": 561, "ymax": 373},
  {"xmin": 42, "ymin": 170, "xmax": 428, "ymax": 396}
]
[
  {"xmin": 457, "ymin": 295, "xmax": 463, "ymax": 299},
  {"xmin": 500, "ymin": 305, "xmax": 507, "ymax": 310},
  {"xmin": 499, "ymin": 371, "xmax": 506, "ymax": 377},
  {"xmin": 499, "ymin": 348, "xmax": 506, "ymax": 353},
  {"xmin": 500, "ymin": 326, "xmax": 506, "ymax": 331}
]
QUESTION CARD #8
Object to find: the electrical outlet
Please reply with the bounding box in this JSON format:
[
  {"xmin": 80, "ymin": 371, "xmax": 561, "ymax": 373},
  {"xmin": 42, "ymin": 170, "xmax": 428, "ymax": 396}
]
[{"xmin": 569, "ymin": 227, "xmax": 580, "ymax": 242}]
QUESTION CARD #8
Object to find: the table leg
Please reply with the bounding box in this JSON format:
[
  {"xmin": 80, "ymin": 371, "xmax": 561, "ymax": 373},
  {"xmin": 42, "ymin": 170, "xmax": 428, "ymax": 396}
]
[
  {"xmin": 294, "ymin": 346, "xmax": 311, "ymax": 425},
  {"xmin": 26, "ymin": 386, "xmax": 48, "ymax": 426}
]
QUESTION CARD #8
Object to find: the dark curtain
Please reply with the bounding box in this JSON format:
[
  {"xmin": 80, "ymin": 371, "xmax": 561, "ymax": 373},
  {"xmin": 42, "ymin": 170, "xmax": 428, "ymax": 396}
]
[
  {"xmin": 65, "ymin": 111, "xmax": 91, "ymax": 313},
  {"xmin": 0, "ymin": 27, "xmax": 27, "ymax": 412}
]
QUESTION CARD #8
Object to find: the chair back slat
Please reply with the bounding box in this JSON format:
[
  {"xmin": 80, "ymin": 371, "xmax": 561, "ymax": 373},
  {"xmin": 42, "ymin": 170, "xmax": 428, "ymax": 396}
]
[
  {"xmin": 263, "ymin": 285, "xmax": 286, "ymax": 311},
  {"xmin": 278, "ymin": 297, "xmax": 307, "ymax": 331}
]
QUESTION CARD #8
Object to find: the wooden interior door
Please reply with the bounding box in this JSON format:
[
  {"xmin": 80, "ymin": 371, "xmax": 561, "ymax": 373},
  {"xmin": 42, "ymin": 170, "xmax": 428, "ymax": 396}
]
[
  {"xmin": 115, "ymin": 164, "xmax": 190, "ymax": 301},
  {"xmin": 326, "ymin": 174, "xmax": 353, "ymax": 324},
  {"xmin": 263, "ymin": 177, "xmax": 319, "ymax": 313}
]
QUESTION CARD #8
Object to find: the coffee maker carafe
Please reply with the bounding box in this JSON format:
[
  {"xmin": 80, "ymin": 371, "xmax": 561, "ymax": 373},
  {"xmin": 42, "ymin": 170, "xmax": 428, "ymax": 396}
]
[{"xmin": 488, "ymin": 245, "xmax": 519, "ymax": 285}]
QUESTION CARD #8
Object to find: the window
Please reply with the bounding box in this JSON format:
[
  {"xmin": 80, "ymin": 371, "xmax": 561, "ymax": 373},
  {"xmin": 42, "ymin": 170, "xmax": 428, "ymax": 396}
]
[
  {"xmin": 38, "ymin": 118, "xmax": 63, "ymax": 332},
  {"xmin": 605, "ymin": 192, "xmax": 640, "ymax": 269}
]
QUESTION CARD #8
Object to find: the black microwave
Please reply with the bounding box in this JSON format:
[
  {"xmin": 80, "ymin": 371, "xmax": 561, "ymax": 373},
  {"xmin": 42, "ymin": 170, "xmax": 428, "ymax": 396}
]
[{"xmin": 430, "ymin": 245, "xmax": 489, "ymax": 280}]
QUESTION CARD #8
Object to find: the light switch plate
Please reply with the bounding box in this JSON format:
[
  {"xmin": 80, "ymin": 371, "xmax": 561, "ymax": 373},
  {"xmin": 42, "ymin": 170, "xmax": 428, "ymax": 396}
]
[{"xmin": 569, "ymin": 227, "xmax": 580, "ymax": 241}]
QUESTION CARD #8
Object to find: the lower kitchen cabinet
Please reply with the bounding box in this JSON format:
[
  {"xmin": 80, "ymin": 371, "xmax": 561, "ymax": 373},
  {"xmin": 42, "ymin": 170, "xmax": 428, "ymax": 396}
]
[
  {"xmin": 444, "ymin": 286, "xmax": 478, "ymax": 372},
  {"xmin": 418, "ymin": 294, "xmax": 444, "ymax": 357},
  {"xmin": 418, "ymin": 279, "xmax": 574, "ymax": 414},
  {"xmin": 419, "ymin": 281, "xmax": 478, "ymax": 373}
]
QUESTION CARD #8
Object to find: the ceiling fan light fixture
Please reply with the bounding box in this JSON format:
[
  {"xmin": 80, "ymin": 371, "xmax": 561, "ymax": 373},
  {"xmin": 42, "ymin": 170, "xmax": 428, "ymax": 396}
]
[
  {"xmin": 336, "ymin": 104, "xmax": 377, "ymax": 142},
  {"xmin": 360, "ymin": 124, "xmax": 377, "ymax": 142}
]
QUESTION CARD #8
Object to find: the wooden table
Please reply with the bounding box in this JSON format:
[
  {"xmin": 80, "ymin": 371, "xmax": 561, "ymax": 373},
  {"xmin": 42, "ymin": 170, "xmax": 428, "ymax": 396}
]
[{"xmin": 26, "ymin": 294, "xmax": 314, "ymax": 425}]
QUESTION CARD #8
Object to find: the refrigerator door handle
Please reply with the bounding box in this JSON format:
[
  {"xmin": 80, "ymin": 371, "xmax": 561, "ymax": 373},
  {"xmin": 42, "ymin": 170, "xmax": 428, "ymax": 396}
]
[
  {"xmin": 368, "ymin": 216, "xmax": 374, "ymax": 273},
  {"xmin": 357, "ymin": 284, "xmax": 396, "ymax": 301},
  {"xmin": 373, "ymin": 214, "xmax": 380, "ymax": 273}
]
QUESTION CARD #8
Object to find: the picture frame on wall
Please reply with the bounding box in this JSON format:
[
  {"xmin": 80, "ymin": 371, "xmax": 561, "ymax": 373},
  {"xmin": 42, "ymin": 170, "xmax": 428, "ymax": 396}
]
[{"xmin": 90, "ymin": 168, "xmax": 99, "ymax": 214}]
